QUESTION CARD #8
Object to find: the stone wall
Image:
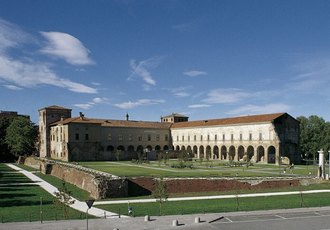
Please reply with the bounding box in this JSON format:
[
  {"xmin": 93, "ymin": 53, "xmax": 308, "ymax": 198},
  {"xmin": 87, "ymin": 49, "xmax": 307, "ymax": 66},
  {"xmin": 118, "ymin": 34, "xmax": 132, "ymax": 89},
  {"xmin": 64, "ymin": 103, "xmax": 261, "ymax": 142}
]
[
  {"xmin": 19, "ymin": 157, "xmax": 127, "ymax": 199},
  {"xmin": 128, "ymin": 177, "xmax": 305, "ymax": 195}
]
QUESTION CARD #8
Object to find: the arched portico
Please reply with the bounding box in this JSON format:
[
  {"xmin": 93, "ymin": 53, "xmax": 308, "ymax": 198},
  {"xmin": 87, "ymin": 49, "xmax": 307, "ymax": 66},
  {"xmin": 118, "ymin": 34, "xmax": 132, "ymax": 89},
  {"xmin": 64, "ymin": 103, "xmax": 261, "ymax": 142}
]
[
  {"xmin": 213, "ymin": 146, "xmax": 219, "ymax": 159},
  {"xmin": 206, "ymin": 145, "xmax": 211, "ymax": 159},
  {"xmin": 229, "ymin": 146, "xmax": 235, "ymax": 161},
  {"xmin": 257, "ymin": 146, "xmax": 265, "ymax": 162},
  {"xmin": 221, "ymin": 146, "xmax": 227, "ymax": 160},
  {"xmin": 247, "ymin": 146, "xmax": 254, "ymax": 161},
  {"xmin": 199, "ymin": 146, "xmax": 205, "ymax": 158},
  {"xmin": 268, "ymin": 146, "xmax": 276, "ymax": 163},
  {"xmin": 193, "ymin": 145, "xmax": 198, "ymax": 158},
  {"xmin": 238, "ymin": 146, "xmax": 244, "ymax": 161}
]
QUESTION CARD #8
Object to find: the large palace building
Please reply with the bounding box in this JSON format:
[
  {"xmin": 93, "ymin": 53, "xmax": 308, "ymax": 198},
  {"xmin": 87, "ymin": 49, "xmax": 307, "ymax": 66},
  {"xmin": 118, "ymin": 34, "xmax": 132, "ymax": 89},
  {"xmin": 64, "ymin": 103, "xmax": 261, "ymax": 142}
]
[{"xmin": 38, "ymin": 105, "xmax": 300, "ymax": 164}]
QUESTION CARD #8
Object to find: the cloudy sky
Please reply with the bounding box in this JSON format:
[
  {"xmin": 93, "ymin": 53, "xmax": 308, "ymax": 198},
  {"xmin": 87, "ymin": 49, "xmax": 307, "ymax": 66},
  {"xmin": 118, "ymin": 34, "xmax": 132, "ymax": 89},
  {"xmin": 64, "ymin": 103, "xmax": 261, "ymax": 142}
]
[{"xmin": 1, "ymin": 0, "xmax": 330, "ymax": 123}]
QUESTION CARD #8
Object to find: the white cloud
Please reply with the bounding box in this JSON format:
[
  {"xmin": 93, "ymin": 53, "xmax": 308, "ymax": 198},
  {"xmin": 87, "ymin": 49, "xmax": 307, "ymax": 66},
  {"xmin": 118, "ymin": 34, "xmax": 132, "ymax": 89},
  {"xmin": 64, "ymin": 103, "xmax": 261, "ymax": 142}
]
[
  {"xmin": 227, "ymin": 103, "xmax": 291, "ymax": 116},
  {"xmin": 0, "ymin": 18, "xmax": 32, "ymax": 51},
  {"xmin": 188, "ymin": 104, "xmax": 211, "ymax": 109},
  {"xmin": 74, "ymin": 103, "xmax": 94, "ymax": 110},
  {"xmin": 169, "ymin": 86, "xmax": 191, "ymax": 97},
  {"xmin": 0, "ymin": 55, "xmax": 97, "ymax": 94},
  {"xmin": 74, "ymin": 97, "xmax": 110, "ymax": 110},
  {"xmin": 183, "ymin": 70, "xmax": 207, "ymax": 77},
  {"xmin": 114, "ymin": 99, "xmax": 165, "ymax": 109},
  {"xmin": 3, "ymin": 84, "xmax": 22, "ymax": 90},
  {"xmin": 129, "ymin": 57, "xmax": 162, "ymax": 86},
  {"xmin": 40, "ymin": 31, "xmax": 94, "ymax": 66},
  {"xmin": 202, "ymin": 88, "xmax": 250, "ymax": 104},
  {"xmin": 0, "ymin": 18, "xmax": 97, "ymax": 94}
]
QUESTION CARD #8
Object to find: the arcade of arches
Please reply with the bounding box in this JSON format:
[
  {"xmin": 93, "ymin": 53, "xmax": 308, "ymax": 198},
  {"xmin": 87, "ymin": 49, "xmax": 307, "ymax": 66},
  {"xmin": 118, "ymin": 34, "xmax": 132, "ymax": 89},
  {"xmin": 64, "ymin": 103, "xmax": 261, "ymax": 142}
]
[
  {"xmin": 103, "ymin": 144, "xmax": 277, "ymax": 163},
  {"xmin": 174, "ymin": 144, "xmax": 277, "ymax": 163}
]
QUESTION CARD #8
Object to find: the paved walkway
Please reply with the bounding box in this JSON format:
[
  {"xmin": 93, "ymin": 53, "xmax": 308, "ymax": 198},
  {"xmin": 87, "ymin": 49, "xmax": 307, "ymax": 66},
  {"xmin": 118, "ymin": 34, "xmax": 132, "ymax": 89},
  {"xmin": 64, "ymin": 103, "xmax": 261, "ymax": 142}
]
[{"xmin": 6, "ymin": 164, "xmax": 125, "ymax": 218}]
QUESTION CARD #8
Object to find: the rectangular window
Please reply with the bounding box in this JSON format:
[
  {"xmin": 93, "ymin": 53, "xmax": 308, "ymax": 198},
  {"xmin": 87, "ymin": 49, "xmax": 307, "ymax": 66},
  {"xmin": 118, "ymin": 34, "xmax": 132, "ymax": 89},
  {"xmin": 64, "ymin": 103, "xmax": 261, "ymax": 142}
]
[
  {"xmin": 177, "ymin": 136, "xmax": 179, "ymax": 141},
  {"xmin": 231, "ymin": 134, "xmax": 234, "ymax": 141},
  {"xmin": 138, "ymin": 135, "xmax": 142, "ymax": 141},
  {"xmin": 223, "ymin": 134, "xmax": 225, "ymax": 141},
  {"xmin": 207, "ymin": 135, "xmax": 210, "ymax": 141},
  {"xmin": 188, "ymin": 136, "xmax": 190, "ymax": 142},
  {"xmin": 129, "ymin": 134, "xmax": 133, "ymax": 141},
  {"xmin": 118, "ymin": 135, "xmax": 123, "ymax": 141},
  {"xmin": 156, "ymin": 134, "xmax": 160, "ymax": 141},
  {"xmin": 215, "ymin": 134, "xmax": 217, "ymax": 141},
  {"xmin": 148, "ymin": 134, "xmax": 151, "ymax": 141},
  {"xmin": 165, "ymin": 134, "xmax": 168, "ymax": 141},
  {"xmin": 182, "ymin": 136, "xmax": 184, "ymax": 142},
  {"xmin": 85, "ymin": 134, "xmax": 89, "ymax": 141},
  {"xmin": 108, "ymin": 134, "xmax": 112, "ymax": 141},
  {"xmin": 249, "ymin": 133, "xmax": 252, "ymax": 141},
  {"xmin": 194, "ymin": 135, "xmax": 196, "ymax": 141},
  {"xmin": 75, "ymin": 133, "xmax": 79, "ymax": 140},
  {"xmin": 240, "ymin": 133, "xmax": 242, "ymax": 141},
  {"xmin": 200, "ymin": 135, "xmax": 203, "ymax": 141},
  {"xmin": 259, "ymin": 133, "xmax": 262, "ymax": 141}
]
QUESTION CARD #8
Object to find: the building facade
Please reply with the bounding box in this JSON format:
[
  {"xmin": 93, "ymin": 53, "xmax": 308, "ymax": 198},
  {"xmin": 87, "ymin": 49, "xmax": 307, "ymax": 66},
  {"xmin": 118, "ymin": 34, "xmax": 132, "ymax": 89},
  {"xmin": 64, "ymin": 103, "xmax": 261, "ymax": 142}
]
[{"xmin": 39, "ymin": 105, "xmax": 300, "ymax": 164}]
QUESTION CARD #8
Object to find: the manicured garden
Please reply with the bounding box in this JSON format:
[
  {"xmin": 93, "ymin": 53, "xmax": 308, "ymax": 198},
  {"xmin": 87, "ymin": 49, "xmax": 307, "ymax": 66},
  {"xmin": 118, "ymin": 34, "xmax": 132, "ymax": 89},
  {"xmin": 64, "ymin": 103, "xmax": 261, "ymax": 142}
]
[
  {"xmin": 0, "ymin": 163, "xmax": 87, "ymax": 223},
  {"xmin": 79, "ymin": 160, "xmax": 318, "ymax": 178}
]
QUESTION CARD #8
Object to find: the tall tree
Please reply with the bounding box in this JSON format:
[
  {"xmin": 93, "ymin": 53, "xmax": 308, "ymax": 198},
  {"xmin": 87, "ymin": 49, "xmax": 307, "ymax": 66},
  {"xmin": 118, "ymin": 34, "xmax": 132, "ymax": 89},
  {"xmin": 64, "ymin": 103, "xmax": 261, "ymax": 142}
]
[
  {"xmin": 297, "ymin": 115, "xmax": 330, "ymax": 160},
  {"xmin": 5, "ymin": 116, "xmax": 38, "ymax": 157},
  {"xmin": 0, "ymin": 116, "xmax": 13, "ymax": 161}
]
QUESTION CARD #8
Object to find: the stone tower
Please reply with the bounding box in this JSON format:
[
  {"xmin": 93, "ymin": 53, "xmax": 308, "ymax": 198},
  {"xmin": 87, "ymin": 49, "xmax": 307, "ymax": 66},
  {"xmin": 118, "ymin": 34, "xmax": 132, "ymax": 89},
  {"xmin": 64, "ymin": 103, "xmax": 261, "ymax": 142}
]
[{"xmin": 38, "ymin": 105, "xmax": 71, "ymax": 158}]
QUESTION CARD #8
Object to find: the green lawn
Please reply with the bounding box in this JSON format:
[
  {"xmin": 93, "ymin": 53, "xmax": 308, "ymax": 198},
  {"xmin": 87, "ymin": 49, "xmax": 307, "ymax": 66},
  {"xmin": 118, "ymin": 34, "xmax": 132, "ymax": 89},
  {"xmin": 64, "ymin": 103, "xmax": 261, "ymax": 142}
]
[
  {"xmin": 79, "ymin": 160, "xmax": 318, "ymax": 178},
  {"xmin": 0, "ymin": 163, "xmax": 88, "ymax": 223},
  {"xmin": 96, "ymin": 192, "xmax": 330, "ymax": 217}
]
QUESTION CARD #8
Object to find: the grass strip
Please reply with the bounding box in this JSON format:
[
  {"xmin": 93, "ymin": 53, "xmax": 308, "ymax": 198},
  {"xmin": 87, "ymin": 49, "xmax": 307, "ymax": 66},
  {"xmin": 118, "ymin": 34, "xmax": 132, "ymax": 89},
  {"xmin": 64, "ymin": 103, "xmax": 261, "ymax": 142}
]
[{"xmin": 96, "ymin": 192, "xmax": 330, "ymax": 217}]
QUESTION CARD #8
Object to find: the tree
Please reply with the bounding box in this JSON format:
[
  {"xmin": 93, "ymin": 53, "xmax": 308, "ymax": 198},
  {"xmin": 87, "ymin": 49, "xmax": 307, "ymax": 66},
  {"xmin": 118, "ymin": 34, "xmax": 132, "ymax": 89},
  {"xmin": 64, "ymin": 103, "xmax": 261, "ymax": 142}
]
[
  {"xmin": 5, "ymin": 116, "xmax": 38, "ymax": 157},
  {"xmin": 0, "ymin": 116, "xmax": 13, "ymax": 161},
  {"xmin": 153, "ymin": 177, "xmax": 168, "ymax": 215},
  {"xmin": 53, "ymin": 179, "xmax": 75, "ymax": 219},
  {"xmin": 297, "ymin": 115, "xmax": 330, "ymax": 160}
]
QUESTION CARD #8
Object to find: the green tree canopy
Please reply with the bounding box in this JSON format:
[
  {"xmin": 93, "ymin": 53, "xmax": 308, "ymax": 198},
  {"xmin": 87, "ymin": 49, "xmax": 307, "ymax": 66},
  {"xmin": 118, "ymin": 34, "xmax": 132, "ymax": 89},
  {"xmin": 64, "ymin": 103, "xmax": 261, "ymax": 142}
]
[
  {"xmin": 297, "ymin": 115, "xmax": 330, "ymax": 159},
  {"xmin": 5, "ymin": 116, "xmax": 38, "ymax": 157}
]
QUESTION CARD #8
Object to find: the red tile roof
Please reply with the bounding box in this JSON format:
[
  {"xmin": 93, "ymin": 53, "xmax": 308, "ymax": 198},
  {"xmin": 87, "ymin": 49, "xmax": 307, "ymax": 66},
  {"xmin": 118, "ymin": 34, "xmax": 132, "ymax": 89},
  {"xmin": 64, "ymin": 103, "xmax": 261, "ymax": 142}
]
[
  {"xmin": 52, "ymin": 117, "xmax": 172, "ymax": 129},
  {"xmin": 171, "ymin": 113, "xmax": 286, "ymax": 128}
]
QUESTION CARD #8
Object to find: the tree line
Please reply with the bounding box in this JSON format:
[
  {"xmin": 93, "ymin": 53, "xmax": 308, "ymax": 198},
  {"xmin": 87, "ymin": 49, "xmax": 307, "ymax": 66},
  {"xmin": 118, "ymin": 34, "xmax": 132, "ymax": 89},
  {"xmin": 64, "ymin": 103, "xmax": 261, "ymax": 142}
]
[
  {"xmin": 0, "ymin": 116, "xmax": 38, "ymax": 162},
  {"xmin": 0, "ymin": 114, "xmax": 330, "ymax": 163}
]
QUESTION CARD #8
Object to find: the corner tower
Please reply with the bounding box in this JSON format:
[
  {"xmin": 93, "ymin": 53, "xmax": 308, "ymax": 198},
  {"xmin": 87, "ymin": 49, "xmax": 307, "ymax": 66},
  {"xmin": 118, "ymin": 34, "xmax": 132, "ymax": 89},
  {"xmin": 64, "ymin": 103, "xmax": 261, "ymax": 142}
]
[{"xmin": 38, "ymin": 105, "xmax": 71, "ymax": 158}]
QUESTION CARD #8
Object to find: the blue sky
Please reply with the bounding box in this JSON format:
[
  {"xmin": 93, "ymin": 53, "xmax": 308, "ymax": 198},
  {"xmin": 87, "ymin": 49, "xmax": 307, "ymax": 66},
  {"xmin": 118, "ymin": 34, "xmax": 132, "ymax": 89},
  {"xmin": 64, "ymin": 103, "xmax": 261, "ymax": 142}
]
[{"xmin": 1, "ymin": 0, "xmax": 330, "ymax": 123}]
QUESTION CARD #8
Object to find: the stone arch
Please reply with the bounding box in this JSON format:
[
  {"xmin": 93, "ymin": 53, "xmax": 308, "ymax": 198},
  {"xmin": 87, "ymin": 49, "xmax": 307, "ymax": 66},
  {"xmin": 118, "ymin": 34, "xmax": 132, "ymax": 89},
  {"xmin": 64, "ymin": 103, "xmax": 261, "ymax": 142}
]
[
  {"xmin": 213, "ymin": 146, "xmax": 219, "ymax": 159},
  {"xmin": 229, "ymin": 146, "xmax": 235, "ymax": 161},
  {"xmin": 199, "ymin": 145, "xmax": 205, "ymax": 158},
  {"xmin": 146, "ymin": 145, "xmax": 152, "ymax": 151},
  {"xmin": 176, "ymin": 145, "xmax": 180, "ymax": 151},
  {"xmin": 238, "ymin": 146, "xmax": 244, "ymax": 161},
  {"xmin": 268, "ymin": 146, "xmax": 276, "ymax": 163},
  {"xmin": 181, "ymin": 146, "xmax": 186, "ymax": 151},
  {"xmin": 206, "ymin": 145, "xmax": 211, "ymax": 159},
  {"xmin": 155, "ymin": 145, "xmax": 161, "ymax": 151},
  {"xmin": 187, "ymin": 146, "xmax": 192, "ymax": 154},
  {"xmin": 117, "ymin": 145, "xmax": 125, "ymax": 151},
  {"xmin": 163, "ymin": 145, "xmax": 169, "ymax": 150},
  {"xmin": 193, "ymin": 145, "xmax": 198, "ymax": 158},
  {"xmin": 257, "ymin": 146, "xmax": 265, "ymax": 162},
  {"xmin": 247, "ymin": 146, "xmax": 254, "ymax": 161},
  {"xmin": 127, "ymin": 145, "xmax": 134, "ymax": 152},
  {"xmin": 107, "ymin": 145, "xmax": 114, "ymax": 152},
  {"xmin": 137, "ymin": 145, "xmax": 144, "ymax": 153},
  {"xmin": 221, "ymin": 146, "xmax": 227, "ymax": 160}
]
